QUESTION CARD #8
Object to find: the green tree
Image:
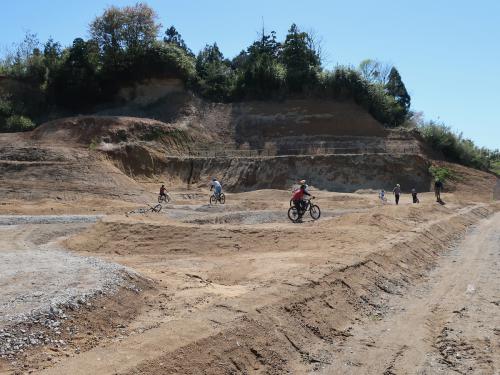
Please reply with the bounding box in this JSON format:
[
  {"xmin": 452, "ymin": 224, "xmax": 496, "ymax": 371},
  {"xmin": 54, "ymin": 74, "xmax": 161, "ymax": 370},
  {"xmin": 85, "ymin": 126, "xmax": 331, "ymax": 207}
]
[
  {"xmin": 139, "ymin": 41, "xmax": 196, "ymax": 81},
  {"xmin": 358, "ymin": 59, "xmax": 391, "ymax": 84},
  {"xmin": 24, "ymin": 48, "xmax": 47, "ymax": 87},
  {"xmin": 235, "ymin": 30, "xmax": 285, "ymax": 98},
  {"xmin": 90, "ymin": 3, "xmax": 160, "ymax": 53},
  {"xmin": 195, "ymin": 43, "xmax": 235, "ymax": 101},
  {"xmin": 43, "ymin": 39, "xmax": 63, "ymax": 102},
  {"xmin": 90, "ymin": 2, "xmax": 160, "ymax": 78},
  {"xmin": 52, "ymin": 38, "xmax": 100, "ymax": 110},
  {"xmin": 281, "ymin": 23, "xmax": 321, "ymax": 92},
  {"xmin": 386, "ymin": 67, "xmax": 411, "ymax": 110},
  {"xmin": 43, "ymin": 39, "xmax": 62, "ymax": 71},
  {"xmin": 163, "ymin": 26, "xmax": 193, "ymax": 56}
]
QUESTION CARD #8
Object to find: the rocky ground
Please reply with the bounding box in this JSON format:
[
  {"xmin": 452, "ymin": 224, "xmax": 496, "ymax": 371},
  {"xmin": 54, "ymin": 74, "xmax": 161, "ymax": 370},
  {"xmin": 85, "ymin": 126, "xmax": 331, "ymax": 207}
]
[{"xmin": 0, "ymin": 219, "xmax": 149, "ymax": 370}]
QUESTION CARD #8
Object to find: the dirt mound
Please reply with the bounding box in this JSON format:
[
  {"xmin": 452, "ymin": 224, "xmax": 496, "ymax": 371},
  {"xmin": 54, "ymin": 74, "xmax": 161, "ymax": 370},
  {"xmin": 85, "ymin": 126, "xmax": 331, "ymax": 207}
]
[
  {"xmin": 1, "ymin": 95, "xmax": 495, "ymax": 204},
  {"xmin": 30, "ymin": 116, "xmax": 186, "ymax": 147},
  {"xmin": 431, "ymin": 160, "xmax": 498, "ymax": 200}
]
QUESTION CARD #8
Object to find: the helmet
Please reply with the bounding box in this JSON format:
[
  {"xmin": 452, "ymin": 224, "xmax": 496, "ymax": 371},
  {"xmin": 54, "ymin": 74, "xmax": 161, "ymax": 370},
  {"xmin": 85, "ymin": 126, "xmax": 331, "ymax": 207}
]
[
  {"xmin": 396, "ymin": 184, "xmax": 400, "ymax": 187},
  {"xmin": 299, "ymin": 179, "xmax": 306, "ymax": 184},
  {"xmin": 212, "ymin": 177, "xmax": 217, "ymax": 181}
]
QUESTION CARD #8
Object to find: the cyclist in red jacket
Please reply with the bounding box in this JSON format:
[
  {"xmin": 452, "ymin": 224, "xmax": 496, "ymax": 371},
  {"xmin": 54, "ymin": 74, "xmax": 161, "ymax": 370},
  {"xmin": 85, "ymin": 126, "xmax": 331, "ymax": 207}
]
[{"xmin": 291, "ymin": 180, "xmax": 311, "ymax": 221}]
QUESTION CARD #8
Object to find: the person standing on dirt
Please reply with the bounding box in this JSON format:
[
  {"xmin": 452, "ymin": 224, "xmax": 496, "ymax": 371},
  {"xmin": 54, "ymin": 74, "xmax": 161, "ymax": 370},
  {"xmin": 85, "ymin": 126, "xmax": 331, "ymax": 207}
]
[
  {"xmin": 393, "ymin": 184, "xmax": 401, "ymax": 205},
  {"xmin": 434, "ymin": 179, "xmax": 443, "ymax": 202},
  {"xmin": 411, "ymin": 188, "xmax": 419, "ymax": 203},
  {"xmin": 210, "ymin": 177, "xmax": 222, "ymax": 197},
  {"xmin": 379, "ymin": 189, "xmax": 387, "ymax": 203},
  {"xmin": 159, "ymin": 184, "xmax": 167, "ymax": 199}
]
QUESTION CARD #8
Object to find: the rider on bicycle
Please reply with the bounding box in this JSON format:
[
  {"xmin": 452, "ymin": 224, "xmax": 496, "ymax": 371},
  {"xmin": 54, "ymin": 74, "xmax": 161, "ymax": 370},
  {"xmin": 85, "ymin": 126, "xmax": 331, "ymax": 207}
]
[
  {"xmin": 291, "ymin": 180, "xmax": 312, "ymax": 220},
  {"xmin": 210, "ymin": 177, "xmax": 222, "ymax": 198}
]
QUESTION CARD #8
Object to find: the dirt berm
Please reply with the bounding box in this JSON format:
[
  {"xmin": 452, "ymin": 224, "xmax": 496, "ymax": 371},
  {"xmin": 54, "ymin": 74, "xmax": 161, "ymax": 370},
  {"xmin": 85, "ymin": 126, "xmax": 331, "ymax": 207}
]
[
  {"xmin": 34, "ymin": 195, "xmax": 498, "ymax": 374},
  {"xmin": 127, "ymin": 206, "xmax": 494, "ymax": 375}
]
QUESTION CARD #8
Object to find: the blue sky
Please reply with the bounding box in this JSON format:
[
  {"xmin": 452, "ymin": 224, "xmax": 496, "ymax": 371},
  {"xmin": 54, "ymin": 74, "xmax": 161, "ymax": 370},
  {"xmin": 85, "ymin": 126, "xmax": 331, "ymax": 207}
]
[{"xmin": 1, "ymin": 0, "xmax": 498, "ymax": 149}]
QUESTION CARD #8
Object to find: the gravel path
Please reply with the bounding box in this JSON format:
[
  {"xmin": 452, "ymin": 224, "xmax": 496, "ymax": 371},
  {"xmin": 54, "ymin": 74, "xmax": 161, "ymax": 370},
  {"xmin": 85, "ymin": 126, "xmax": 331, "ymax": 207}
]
[
  {"xmin": 0, "ymin": 247, "xmax": 131, "ymax": 325},
  {"xmin": 0, "ymin": 217, "xmax": 141, "ymax": 358},
  {"xmin": 0, "ymin": 215, "xmax": 103, "ymax": 226}
]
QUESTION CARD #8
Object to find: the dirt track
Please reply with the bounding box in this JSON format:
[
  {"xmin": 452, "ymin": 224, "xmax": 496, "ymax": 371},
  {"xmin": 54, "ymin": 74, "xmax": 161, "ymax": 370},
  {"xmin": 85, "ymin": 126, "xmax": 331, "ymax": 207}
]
[
  {"xmin": 0, "ymin": 187, "xmax": 495, "ymax": 374},
  {"xmin": 320, "ymin": 211, "xmax": 500, "ymax": 374}
]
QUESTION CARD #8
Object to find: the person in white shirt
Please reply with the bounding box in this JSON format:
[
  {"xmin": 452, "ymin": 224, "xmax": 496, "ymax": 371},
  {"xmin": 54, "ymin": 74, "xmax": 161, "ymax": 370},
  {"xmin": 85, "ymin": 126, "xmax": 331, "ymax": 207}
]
[{"xmin": 210, "ymin": 177, "xmax": 222, "ymax": 197}]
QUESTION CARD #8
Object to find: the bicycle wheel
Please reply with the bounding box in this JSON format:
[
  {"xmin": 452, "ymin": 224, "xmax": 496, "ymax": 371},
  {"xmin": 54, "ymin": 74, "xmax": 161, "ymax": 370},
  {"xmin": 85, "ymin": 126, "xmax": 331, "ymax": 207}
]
[
  {"xmin": 287, "ymin": 207, "xmax": 300, "ymax": 222},
  {"xmin": 165, "ymin": 194, "xmax": 171, "ymax": 203},
  {"xmin": 309, "ymin": 205, "xmax": 321, "ymax": 220},
  {"xmin": 210, "ymin": 195, "xmax": 217, "ymax": 205},
  {"xmin": 219, "ymin": 193, "xmax": 226, "ymax": 204},
  {"xmin": 152, "ymin": 204, "xmax": 162, "ymax": 212}
]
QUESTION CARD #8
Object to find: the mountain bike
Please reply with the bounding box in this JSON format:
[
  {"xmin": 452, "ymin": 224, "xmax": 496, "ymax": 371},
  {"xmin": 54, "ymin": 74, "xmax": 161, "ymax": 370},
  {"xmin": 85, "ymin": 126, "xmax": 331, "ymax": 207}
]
[
  {"xmin": 158, "ymin": 193, "xmax": 171, "ymax": 203},
  {"xmin": 126, "ymin": 203, "xmax": 162, "ymax": 215},
  {"xmin": 210, "ymin": 192, "xmax": 226, "ymax": 205},
  {"xmin": 287, "ymin": 198, "xmax": 321, "ymax": 222}
]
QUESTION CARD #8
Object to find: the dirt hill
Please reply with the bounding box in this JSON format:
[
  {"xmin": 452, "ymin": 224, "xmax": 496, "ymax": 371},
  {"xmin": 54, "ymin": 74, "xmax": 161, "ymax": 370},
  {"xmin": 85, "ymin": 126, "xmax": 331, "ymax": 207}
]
[
  {"xmin": 1, "ymin": 87, "xmax": 499, "ymax": 375},
  {"xmin": 0, "ymin": 89, "xmax": 492, "ymax": 202}
]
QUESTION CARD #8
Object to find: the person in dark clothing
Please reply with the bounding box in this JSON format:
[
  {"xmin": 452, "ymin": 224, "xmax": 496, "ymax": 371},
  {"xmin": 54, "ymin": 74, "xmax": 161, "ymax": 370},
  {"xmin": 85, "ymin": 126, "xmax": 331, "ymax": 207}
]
[
  {"xmin": 411, "ymin": 188, "xmax": 419, "ymax": 203},
  {"xmin": 393, "ymin": 184, "xmax": 401, "ymax": 205},
  {"xmin": 434, "ymin": 179, "xmax": 443, "ymax": 202},
  {"xmin": 159, "ymin": 184, "xmax": 167, "ymax": 198}
]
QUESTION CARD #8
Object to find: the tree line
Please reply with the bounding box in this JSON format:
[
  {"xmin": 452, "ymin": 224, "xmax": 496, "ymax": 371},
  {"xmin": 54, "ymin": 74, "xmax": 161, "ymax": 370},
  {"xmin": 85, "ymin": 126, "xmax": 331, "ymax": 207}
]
[
  {"xmin": 0, "ymin": 3, "xmax": 410, "ymax": 131},
  {"xmin": 0, "ymin": 3, "xmax": 497, "ymax": 172}
]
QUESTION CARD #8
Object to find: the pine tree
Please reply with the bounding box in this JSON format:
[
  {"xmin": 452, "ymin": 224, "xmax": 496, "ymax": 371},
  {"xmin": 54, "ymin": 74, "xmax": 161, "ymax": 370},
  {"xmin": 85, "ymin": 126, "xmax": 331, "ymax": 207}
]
[{"xmin": 386, "ymin": 67, "xmax": 411, "ymax": 110}]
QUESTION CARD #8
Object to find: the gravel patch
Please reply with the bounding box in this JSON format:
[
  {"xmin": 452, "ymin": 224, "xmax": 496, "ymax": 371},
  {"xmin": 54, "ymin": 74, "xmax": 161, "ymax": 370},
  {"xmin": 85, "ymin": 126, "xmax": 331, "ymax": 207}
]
[
  {"xmin": 180, "ymin": 208, "xmax": 368, "ymax": 225},
  {"xmin": 185, "ymin": 210, "xmax": 286, "ymax": 225},
  {"xmin": 0, "ymin": 245, "xmax": 141, "ymax": 358},
  {"xmin": 0, "ymin": 216, "xmax": 143, "ymax": 359},
  {"xmin": 0, "ymin": 215, "xmax": 103, "ymax": 226}
]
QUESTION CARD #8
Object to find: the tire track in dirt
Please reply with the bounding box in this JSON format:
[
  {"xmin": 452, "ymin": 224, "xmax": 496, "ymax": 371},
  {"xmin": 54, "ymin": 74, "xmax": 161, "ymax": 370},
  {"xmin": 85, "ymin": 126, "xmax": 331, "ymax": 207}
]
[
  {"xmin": 321, "ymin": 211, "xmax": 500, "ymax": 374},
  {"xmin": 26, "ymin": 203, "xmax": 497, "ymax": 374}
]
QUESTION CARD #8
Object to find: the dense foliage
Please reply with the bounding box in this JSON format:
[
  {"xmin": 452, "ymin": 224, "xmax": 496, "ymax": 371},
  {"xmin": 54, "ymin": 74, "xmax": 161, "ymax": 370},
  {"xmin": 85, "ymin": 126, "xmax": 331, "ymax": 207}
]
[
  {"xmin": 428, "ymin": 166, "xmax": 454, "ymax": 182},
  {"xmin": 0, "ymin": 3, "xmax": 496, "ymax": 172},
  {"xmin": 417, "ymin": 121, "xmax": 499, "ymax": 171},
  {"xmin": 0, "ymin": 3, "xmax": 414, "ymax": 132}
]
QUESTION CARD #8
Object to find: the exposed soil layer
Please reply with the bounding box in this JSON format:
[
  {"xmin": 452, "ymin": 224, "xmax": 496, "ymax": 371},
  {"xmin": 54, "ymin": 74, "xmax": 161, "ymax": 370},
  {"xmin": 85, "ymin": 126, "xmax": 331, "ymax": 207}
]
[{"xmin": 152, "ymin": 153, "xmax": 432, "ymax": 192}]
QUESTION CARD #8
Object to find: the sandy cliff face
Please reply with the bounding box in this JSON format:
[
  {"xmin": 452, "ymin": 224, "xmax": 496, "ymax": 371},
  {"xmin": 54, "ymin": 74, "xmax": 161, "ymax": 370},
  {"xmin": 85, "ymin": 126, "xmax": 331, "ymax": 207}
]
[
  {"xmin": 126, "ymin": 153, "xmax": 431, "ymax": 192},
  {"xmin": 0, "ymin": 93, "xmax": 463, "ymax": 198}
]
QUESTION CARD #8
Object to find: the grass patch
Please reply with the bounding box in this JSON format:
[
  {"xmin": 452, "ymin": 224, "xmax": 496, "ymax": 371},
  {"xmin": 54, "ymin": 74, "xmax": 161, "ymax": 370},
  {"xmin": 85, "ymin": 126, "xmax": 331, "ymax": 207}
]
[
  {"xmin": 141, "ymin": 127, "xmax": 187, "ymax": 142},
  {"xmin": 88, "ymin": 137, "xmax": 100, "ymax": 150},
  {"xmin": 429, "ymin": 165, "xmax": 455, "ymax": 182},
  {"xmin": 490, "ymin": 160, "xmax": 500, "ymax": 175}
]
